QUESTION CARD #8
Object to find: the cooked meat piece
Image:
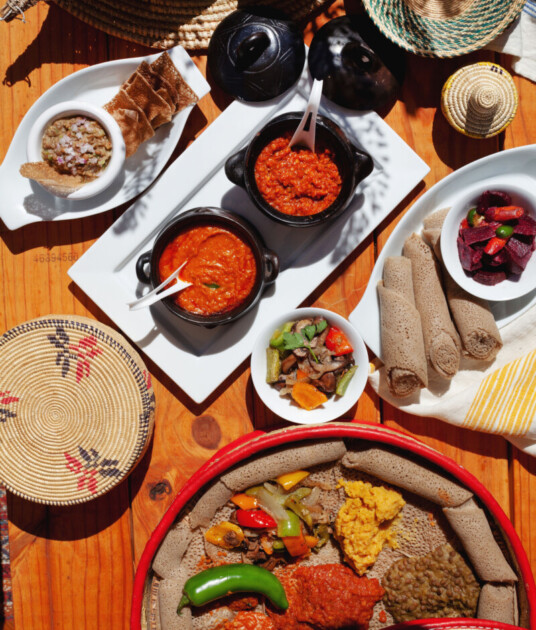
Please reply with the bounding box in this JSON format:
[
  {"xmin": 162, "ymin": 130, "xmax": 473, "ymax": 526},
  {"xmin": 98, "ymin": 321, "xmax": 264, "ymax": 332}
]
[
  {"xmin": 299, "ymin": 353, "xmax": 352, "ymax": 378},
  {"xmin": 281, "ymin": 354, "xmax": 298, "ymax": 374},
  {"xmin": 313, "ymin": 372, "xmax": 336, "ymax": 394},
  {"xmin": 244, "ymin": 537, "xmax": 268, "ymax": 564}
]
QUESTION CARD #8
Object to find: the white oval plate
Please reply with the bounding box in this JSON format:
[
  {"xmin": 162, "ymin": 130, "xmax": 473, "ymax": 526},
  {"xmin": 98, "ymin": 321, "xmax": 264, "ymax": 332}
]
[
  {"xmin": 0, "ymin": 46, "xmax": 210, "ymax": 230},
  {"xmin": 251, "ymin": 307, "xmax": 369, "ymax": 424},
  {"xmin": 349, "ymin": 145, "xmax": 536, "ymax": 359}
]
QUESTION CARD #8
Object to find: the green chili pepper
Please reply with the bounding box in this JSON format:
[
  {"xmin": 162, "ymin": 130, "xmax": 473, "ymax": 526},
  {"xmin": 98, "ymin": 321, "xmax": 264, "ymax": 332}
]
[
  {"xmin": 177, "ymin": 564, "xmax": 289, "ymax": 614},
  {"xmin": 269, "ymin": 321, "xmax": 295, "ymax": 349},
  {"xmin": 266, "ymin": 348, "xmax": 281, "ymax": 384},
  {"xmin": 284, "ymin": 496, "xmax": 313, "ymax": 528},
  {"xmin": 336, "ymin": 366, "xmax": 357, "ymax": 397},
  {"xmin": 466, "ymin": 208, "xmax": 478, "ymax": 227},
  {"xmin": 277, "ymin": 509, "xmax": 301, "ymax": 538},
  {"xmin": 495, "ymin": 224, "xmax": 514, "ymax": 239}
]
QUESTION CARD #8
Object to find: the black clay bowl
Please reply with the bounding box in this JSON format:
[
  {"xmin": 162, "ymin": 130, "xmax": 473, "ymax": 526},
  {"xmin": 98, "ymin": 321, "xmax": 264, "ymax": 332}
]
[
  {"xmin": 135, "ymin": 207, "xmax": 279, "ymax": 327},
  {"xmin": 225, "ymin": 112, "xmax": 373, "ymax": 227}
]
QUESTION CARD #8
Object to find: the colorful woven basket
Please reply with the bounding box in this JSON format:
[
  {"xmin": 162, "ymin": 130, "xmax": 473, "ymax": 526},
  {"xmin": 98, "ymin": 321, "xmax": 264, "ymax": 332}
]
[
  {"xmin": 441, "ymin": 62, "xmax": 518, "ymax": 138},
  {"xmin": 362, "ymin": 0, "xmax": 525, "ymax": 58},
  {"xmin": 1, "ymin": 0, "xmax": 334, "ymax": 50},
  {"xmin": 0, "ymin": 315, "xmax": 155, "ymax": 505}
]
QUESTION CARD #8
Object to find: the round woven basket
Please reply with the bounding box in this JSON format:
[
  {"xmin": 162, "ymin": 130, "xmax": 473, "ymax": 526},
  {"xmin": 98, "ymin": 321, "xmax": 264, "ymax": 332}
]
[
  {"xmin": 362, "ymin": 0, "xmax": 525, "ymax": 58},
  {"xmin": 0, "ymin": 315, "xmax": 155, "ymax": 505},
  {"xmin": 441, "ymin": 62, "xmax": 518, "ymax": 139},
  {"xmin": 1, "ymin": 0, "xmax": 333, "ymax": 49}
]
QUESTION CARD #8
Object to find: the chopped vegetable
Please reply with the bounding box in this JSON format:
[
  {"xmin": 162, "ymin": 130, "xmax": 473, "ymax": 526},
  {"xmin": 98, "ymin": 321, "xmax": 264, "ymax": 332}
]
[
  {"xmin": 313, "ymin": 523, "xmax": 330, "ymax": 548},
  {"xmin": 484, "ymin": 237, "xmax": 508, "ymax": 256},
  {"xmin": 495, "ymin": 224, "xmax": 514, "ymax": 239},
  {"xmin": 277, "ymin": 509, "xmax": 301, "ymax": 538},
  {"xmin": 291, "ymin": 382, "xmax": 328, "ymax": 410},
  {"xmin": 236, "ymin": 509, "xmax": 277, "ymax": 529},
  {"xmin": 245, "ymin": 487, "xmax": 288, "ymax": 522},
  {"xmin": 260, "ymin": 534, "xmax": 273, "ymax": 555},
  {"xmin": 466, "ymin": 208, "xmax": 484, "ymax": 227},
  {"xmin": 282, "ymin": 526, "xmax": 310, "ymax": 557},
  {"xmin": 284, "ymin": 495, "xmax": 313, "ymax": 528},
  {"xmin": 266, "ymin": 347, "xmax": 281, "ymax": 384},
  {"xmin": 231, "ymin": 493, "xmax": 259, "ymax": 510},
  {"xmin": 177, "ymin": 564, "xmax": 289, "ymax": 613},
  {"xmin": 336, "ymin": 366, "xmax": 358, "ymax": 397},
  {"xmin": 325, "ymin": 326, "xmax": 353, "ymax": 356},
  {"xmin": 276, "ymin": 470, "xmax": 309, "ymax": 491},
  {"xmin": 305, "ymin": 535, "xmax": 319, "ymax": 548},
  {"xmin": 272, "ymin": 539, "xmax": 285, "ymax": 551},
  {"xmin": 204, "ymin": 522, "xmax": 245, "ymax": 549},
  {"xmin": 484, "ymin": 205, "xmax": 524, "ymax": 221},
  {"xmin": 270, "ymin": 321, "xmax": 295, "ymax": 348}
]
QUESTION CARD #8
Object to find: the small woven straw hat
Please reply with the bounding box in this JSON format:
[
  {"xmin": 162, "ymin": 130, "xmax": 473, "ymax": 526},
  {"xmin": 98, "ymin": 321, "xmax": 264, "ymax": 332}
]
[
  {"xmin": 0, "ymin": 315, "xmax": 155, "ymax": 505},
  {"xmin": 441, "ymin": 62, "xmax": 518, "ymax": 139},
  {"xmin": 362, "ymin": 0, "xmax": 524, "ymax": 58},
  {"xmin": 1, "ymin": 0, "xmax": 331, "ymax": 49}
]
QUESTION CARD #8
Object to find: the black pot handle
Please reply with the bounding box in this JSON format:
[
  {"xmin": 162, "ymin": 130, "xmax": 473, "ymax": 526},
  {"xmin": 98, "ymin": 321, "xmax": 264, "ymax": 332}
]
[
  {"xmin": 236, "ymin": 31, "xmax": 270, "ymax": 71},
  {"xmin": 262, "ymin": 249, "xmax": 280, "ymax": 285},
  {"xmin": 225, "ymin": 147, "xmax": 248, "ymax": 188},
  {"xmin": 136, "ymin": 251, "xmax": 152, "ymax": 284},
  {"xmin": 351, "ymin": 145, "xmax": 374, "ymax": 186}
]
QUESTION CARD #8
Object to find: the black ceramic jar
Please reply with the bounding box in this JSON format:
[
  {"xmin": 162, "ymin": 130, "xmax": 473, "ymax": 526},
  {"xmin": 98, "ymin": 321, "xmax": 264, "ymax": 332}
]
[
  {"xmin": 135, "ymin": 207, "xmax": 279, "ymax": 327},
  {"xmin": 224, "ymin": 112, "xmax": 373, "ymax": 227}
]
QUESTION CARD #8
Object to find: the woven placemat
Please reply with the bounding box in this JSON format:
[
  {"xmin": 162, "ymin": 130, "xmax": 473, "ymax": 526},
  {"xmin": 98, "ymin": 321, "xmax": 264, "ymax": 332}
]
[
  {"xmin": 362, "ymin": 0, "xmax": 525, "ymax": 58},
  {"xmin": 50, "ymin": 0, "xmax": 333, "ymax": 50},
  {"xmin": 0, "ymin": 315, "xmax": 155, "ymax": 505},
  {"xmin": 441, "ymin": 62, "xmax": 518, "ymax": 138}
]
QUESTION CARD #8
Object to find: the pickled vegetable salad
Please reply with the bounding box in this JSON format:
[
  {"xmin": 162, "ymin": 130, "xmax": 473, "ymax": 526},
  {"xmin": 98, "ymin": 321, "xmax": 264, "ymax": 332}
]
[{"xmin": 265, "ymin": 317, "xmax": 356, "ymax": 410}]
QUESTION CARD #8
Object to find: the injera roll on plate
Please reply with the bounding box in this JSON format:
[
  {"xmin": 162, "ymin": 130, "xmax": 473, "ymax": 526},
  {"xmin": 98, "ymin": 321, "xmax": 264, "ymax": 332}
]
[
  {"xmin": 403, "ymin": 233, "xmax": 461, "ymax": 379},
  {"xmin": 378, "ymin": 256, "xmax": 428, "ymax": 397},
  {"xmin": 423, "ymin": 209, "xmax": 502, "ymax": 361}
]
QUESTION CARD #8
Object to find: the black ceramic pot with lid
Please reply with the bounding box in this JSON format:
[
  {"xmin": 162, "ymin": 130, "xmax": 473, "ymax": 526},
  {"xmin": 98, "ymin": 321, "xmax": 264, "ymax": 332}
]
[
  {"xmin": 308, "ymin": 15, "xmax": 404, "ymax": 111},
  {"xmin": 207, "ymin": 7, "xmax": 306, "ymax": 102}
]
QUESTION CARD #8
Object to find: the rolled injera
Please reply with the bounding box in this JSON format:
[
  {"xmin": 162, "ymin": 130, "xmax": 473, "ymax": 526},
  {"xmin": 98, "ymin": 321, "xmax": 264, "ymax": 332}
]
[
  {"xmin": 422, "ymin": 209, "xmax": 503, "ymax": 361},
  {"xmin": 403, "ymin": 233, "xmax": 461, "ymax": 379},
  {"xmin": 478, "ymin": 584, "xmax": 518, "ymax": 625},
  {"xmin": 188, "ymin": 481, "xmax": 233, "ymax": 530},
  {"xmin": 443, "ymin": 498, "xmax": 517, "ymax": 583},
  {"xmin": 378, "ymin": 256, "xmax": 428, "ymax": 397},
  {"xmin": 158, "ymin": 575, "xmax": 192, "ymax": 630},
  {"xmin": 342, "ymin": 446, "xmax": 472, "ymax": 507},
  {"xmin": 152, "ymin": 519, "xmax": 192, "ymax": 579}
]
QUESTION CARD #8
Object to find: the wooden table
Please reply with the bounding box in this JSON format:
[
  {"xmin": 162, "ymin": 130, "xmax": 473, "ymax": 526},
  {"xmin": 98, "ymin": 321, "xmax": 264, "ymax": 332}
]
[{"xmin": 1, "ymin": 2, "xmax": 535, "ymax": 628}]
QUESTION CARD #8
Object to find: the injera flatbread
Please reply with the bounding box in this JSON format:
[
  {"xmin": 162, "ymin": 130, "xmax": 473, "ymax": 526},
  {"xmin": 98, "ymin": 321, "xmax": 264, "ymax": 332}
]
[
  {"xmin": 423, "ymin": 208, "xmax": 502, "ymax": 361},
  {"xmin": 220, "ymin": 440, "xmax": 347, "ymax": 492},
  {"xmin": 403, "ymin": 233, "xmax": 461, "ymax": 379},
  {"xmin": 443, "ymin": 498, "xmax": 517, "ymax": 583},
  {"xmin": 188, "ymin": 480, "xmax": 233, "ymax": 530},
  {"xmin": 152, "ymin": 519, "xmax": 193, "ymax": 579},
  {"xmin": 19, "ymin": 161, "xmax": 87, "ymax": 197},
  {"xmin": 342, "ymin": 446, "xmax": 473, "ymax": 507},
  {"xmin": 378, "ymin": 256, "xmax": 427, "ymax": 397},
  {"xmin": 478, "ymin": 583, "xmax": 519, "ymax": 625},
  {"xmin": 158, "ymin": 576, "xmax": 191, "ymax": 630}
]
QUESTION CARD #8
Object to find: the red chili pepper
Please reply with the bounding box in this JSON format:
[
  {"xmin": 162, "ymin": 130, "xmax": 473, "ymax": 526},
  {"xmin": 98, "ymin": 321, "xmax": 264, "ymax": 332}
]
[
  {"xmin": 235, "ymin": 509, "xmax": 277, "ymax": 529},
  {"xmin": 325, "ymin": 326, "xmax": 353, "ymax": 356},
  {"xmin": 484, "ymin": 237, "xmax": 508, "ymax": 256},
  {"xmin": 486, "ymin": 206, "xmax": 524, "ymax": 221},
  {"xmin": 460, "ymin": 218, "xmax": 469, "ymax": 230}
]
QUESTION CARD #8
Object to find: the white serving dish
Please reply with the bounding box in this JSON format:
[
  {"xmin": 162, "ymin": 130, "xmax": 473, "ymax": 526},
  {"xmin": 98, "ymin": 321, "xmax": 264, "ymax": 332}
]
[
  {"xmin": 69, "ymin": 70, "xmax": 429, "ymax": 404},
  {"xmin": 0, "ymin": 45, "xmax": 209, "ymax": 230},
  {"xmin": 441, "ymin": 180, "xmax": 536, "ymax": 302},
  {"xmin": 26, "ymin": 100, "xmax": 126, "ymax": 200},
  {"xmin": 250, "ymin": 308, "xmax": 369, "ymax": 424},
  {"xmin": 349, "ymin": 145, "xmax": 536, "ymax": 360}
]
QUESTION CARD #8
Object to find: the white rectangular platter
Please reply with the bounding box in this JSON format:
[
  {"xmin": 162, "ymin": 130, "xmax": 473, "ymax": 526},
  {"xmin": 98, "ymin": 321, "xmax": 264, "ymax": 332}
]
[
  {"xmin": 69, "ymin": 74, "xmax": 429, "ymax": 403},
  {"xmin": 349, "ymin": 144, "xmax": 536, "ymax": 360}
]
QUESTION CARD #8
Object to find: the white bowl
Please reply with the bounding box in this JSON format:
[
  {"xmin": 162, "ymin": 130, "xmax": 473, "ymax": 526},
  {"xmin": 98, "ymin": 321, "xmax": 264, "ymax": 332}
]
[
  {"xmin": 26, "ymin": 100, "xmax": 126, "ymax": 200},
  {"xmin": 440, "ymin": 181, "xmax": 536, "ymax": 302},
  {"xmin": 250, "ymin": 307, "xmax": 369, "ymax": 424}
]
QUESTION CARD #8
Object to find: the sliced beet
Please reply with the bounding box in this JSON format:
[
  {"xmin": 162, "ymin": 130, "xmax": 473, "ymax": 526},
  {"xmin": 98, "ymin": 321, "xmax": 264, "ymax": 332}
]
[
  {"xmin": 488, "ymin": 249, "xmax": 509, "ymax": 266},
  {"xmin": 505, "ymin": 237, "xmax": 533, "ymax": 274},
  {"xmin": 507, "ymin": 236, "xmax": 532, "ymax": 258},
  {"xmin": 474, "ymin": 269, "xmax": 507, "ymax": 285},
  {"xmin": 477, "ymin": 190, "xmax": 511, "ymax": 212},
  {"xmin": 462, "ymin": 224, "xmax": 496, "ymax": 245},
  {"xmin": 458, "ymin": 237, "xmax": 483, "ymax": 271},
  {"xmin": 514, "ymin": 214, "xmax": 536, "ymax": 236}
]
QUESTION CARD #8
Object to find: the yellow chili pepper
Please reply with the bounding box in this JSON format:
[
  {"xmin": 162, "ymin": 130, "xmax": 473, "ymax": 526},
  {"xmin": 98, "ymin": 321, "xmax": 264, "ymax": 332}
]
[
  {"xmin": 231, "ymin": 493, "xmax": 259, "ymax": 510},
  {"xmin": 276, "ymin": 470, "xmax": 310, "ymax": 491},
  {"xmin": 204, "ymin": 522, "xmax": 244, "ymax": 549}
]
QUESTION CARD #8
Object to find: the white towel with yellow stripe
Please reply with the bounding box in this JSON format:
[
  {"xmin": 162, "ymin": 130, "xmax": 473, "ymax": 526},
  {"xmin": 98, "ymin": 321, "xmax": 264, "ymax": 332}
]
[{"xmin": 368, "ymin": 304, "xmax": 536, "ymax": 456}]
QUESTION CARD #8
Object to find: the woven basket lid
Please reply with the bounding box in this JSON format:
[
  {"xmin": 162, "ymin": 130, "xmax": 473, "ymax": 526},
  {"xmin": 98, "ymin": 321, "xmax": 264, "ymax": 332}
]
[
  {"xmin": 441, "ymin": 62, "xmax": 518, "ymax": 139},
  {"xmin": 362, "ymin": 0, "xmax": 524, "ymax": 58},
  {"xmin": 44, "ymin": 0, "xmax": 332, "ymax": 50},
  {"xmin": 0, "ymin": 315, "xmax": 155, "ymax": 505}
]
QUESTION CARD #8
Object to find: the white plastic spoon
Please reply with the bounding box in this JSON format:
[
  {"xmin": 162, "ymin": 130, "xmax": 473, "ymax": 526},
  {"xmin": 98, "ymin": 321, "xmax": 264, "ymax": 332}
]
[
  {"xmin": 288, "ymin": 79, "xmax": 324, "ymax": 152},
  {"xmin": 128, "ymin": 261, "xmax": 192, "ymax": 311}
]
